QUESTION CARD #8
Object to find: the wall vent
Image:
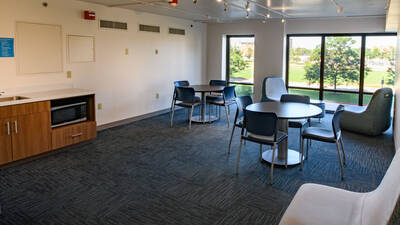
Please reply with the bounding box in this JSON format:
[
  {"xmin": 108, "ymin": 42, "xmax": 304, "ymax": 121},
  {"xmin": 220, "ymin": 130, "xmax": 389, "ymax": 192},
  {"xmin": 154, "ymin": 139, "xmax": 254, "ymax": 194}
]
[
  {"xmin": 139, "ymin": 24, "xmax": 160, "ymax": 33},
  {"xmin": 100, "ymin": 20, "xmax": 128, "ymax": 30},
  {"xmin": 169, "ymin": 28, "xmax": 185, "ymax": 35}
]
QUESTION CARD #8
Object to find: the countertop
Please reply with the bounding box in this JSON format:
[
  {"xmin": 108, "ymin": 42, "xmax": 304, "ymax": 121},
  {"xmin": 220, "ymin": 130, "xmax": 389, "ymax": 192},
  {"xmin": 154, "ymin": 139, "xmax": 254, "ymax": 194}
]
[{"xmin": 0, "ymin": 88, "xmax": 95, "ymax": 107}]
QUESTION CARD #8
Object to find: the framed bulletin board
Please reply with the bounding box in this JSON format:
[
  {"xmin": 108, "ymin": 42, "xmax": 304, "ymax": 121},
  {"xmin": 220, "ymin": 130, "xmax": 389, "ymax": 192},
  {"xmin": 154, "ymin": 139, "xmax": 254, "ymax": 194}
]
[
  {"xmin": 16, "ymin": 22, "xmax": 63, "ymax": 74},
  {"xmin": 67, "ymin": 35, "xmax": 95, "ymax": 63}
]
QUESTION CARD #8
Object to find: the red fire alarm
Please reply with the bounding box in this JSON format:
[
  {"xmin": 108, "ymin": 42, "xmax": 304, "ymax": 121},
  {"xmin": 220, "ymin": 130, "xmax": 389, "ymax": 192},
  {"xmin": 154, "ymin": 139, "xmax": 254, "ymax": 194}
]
[{"xmin": 84, "ymin": 10, "xmax": 96, "ymax": 20}]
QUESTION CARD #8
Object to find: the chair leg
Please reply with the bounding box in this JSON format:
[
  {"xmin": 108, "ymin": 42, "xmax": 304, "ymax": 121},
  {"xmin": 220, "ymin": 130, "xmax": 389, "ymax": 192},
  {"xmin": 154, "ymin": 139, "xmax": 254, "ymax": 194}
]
[
  {"xmin": 270, "ymin": 143, "xmax": 276, "ymax": 184},
  {"xmin": 335, "ymin": 140, "xmax": 345, "ymax": 180},
  {"xmin": 208, "ymin": 104, "xmax": 211, "ymax": 122},
  {"xmin": 170, "ymin": 103, "xmax": 176, "ymax": 127},
  {"xmin": 259, "ymin": 144, "xmax": 263, "ymax": 161},
  {"xmin": 224, "ymin": 104, "xmax": 230, "ymax": 127},
  {"xmin": 300, "ymin": 137, "xmax": 304, "ymax": 171},
  {"xmin": 244, "ymin": 130, "xmax": 247, "ymax": 145},
  {"xmin": 235, "ymin": 138, "xmax": 244, "ymax": 175},
  {"xmin": 306, "ymin": 139, "xmax": 310, "ymax": 160},
  {"xmin": 189, "ymin": 105, "xmax": 194, "ymax": 129},
  {"xmin": 340, "ymin": 137, "xmax": 346, "ymax": 165},
  {"xmin": 228, "ymin": 125, "xmax": 236, "ymax": 154}
]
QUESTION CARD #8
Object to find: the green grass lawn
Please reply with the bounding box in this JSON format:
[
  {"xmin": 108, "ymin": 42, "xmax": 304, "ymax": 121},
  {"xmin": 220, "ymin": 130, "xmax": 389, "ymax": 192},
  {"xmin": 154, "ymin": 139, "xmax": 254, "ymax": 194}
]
[
  {"xmin": 230, "ymin": 61, "xmax": 254, "ymax": 81},
  {"xmin": 289, "ymin": 64, "xmax": 393, "ymax": 89},
  {"xmin": 288, "ymin": 88, "xmax": 372, "ymax": 105}
]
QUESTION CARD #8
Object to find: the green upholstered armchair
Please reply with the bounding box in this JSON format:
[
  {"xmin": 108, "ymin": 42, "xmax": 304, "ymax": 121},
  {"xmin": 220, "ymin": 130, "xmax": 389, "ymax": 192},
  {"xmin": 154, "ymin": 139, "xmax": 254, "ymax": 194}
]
[{"xmin": 340, "ymin": 88, "xmax": 393, "ymax": 136}]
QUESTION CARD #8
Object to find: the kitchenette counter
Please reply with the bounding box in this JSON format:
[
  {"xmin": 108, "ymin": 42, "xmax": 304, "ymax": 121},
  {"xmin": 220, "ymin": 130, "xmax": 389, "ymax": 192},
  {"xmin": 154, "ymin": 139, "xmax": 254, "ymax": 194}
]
[{"xmin": 0, "ymin": 88, "xmax": 95, "ymax": 107}]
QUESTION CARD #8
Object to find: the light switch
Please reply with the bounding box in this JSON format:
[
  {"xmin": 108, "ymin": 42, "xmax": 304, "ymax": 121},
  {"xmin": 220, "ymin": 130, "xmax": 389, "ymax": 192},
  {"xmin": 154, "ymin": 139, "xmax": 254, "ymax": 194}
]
[
  {"xmin": 155, "ymin": 93, "xmax": 159, "ymax": 99},
  {"xmin": 67, "ymin": 71, "xmax": 72, "ymax": 79},
  {"xmin": 98, "ymin": 103, "xmax": 102, "ymax": 110},
  {"xmin": 155, "ymin": 49, "xmax": 159, "ymax": 55},
  {"xmin": 125, "ymin": 48, "xmax": 129, "ymax": 55}
]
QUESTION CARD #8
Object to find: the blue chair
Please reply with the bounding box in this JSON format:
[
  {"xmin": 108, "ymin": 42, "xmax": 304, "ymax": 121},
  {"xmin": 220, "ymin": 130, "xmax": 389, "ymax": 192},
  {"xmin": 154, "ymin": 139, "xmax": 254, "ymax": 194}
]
[
  {"xmin": 228, "ymin": 96, "xmax": 253, "ymax": 154},
  {"xmin": 170, "ymin": 80, "xmax": 200, "ymax": 115},
  {"xmin": 170, "ymin": 87, "xmax": 201, "ymax": 129},
  {"xmin": 236, "ymin": 109, "xmax": 288, "ymax": 184},
  {"xmin": 300, "ymin": 105, "xmax": 346, "ymax": 179},
  {"xmin": 206, "ymin": 86, "xmax": 236, "ymax": 127},
  {"xmin": 209, "ymin": 80, "xmax": 228, "ymax": 86},
  {"xmin": 260, "ymin": 76, "xmax": 288, "ymax": 102},
  {"xmin": 280, "ymin": 94, "xmax": 311, "ymax": 151}
]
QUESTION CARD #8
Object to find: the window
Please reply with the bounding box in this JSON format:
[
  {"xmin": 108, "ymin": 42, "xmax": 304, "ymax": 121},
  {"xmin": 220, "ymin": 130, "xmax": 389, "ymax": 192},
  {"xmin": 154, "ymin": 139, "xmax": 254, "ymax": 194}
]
[
  {"xmin": 226, "ymin": 35, "xmax": 255, "ymax": 97},
  {"xmin": 286, "ymin": 33, "xmax": 397, "ymax": 106}
]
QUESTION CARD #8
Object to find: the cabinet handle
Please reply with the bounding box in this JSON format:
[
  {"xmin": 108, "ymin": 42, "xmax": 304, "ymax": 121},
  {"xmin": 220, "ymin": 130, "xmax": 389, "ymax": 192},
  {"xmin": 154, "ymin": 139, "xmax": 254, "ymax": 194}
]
[
  {"xmin": 71, "ymin": 133, "xmax": 83, "ymax": 138},
  {"xmin": 7, "ymin": 122, "xmax": 10, "ymax": 135},
  {"xmin": 14, "ymin": 120, "xmax": 18, "ymax": 134}
]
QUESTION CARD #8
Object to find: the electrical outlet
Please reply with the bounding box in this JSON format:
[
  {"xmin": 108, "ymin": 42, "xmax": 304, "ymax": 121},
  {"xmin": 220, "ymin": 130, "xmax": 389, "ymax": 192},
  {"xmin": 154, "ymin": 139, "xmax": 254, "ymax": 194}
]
[
  {"xmin": 155, "ymin": 93, "xmax": 159, "ymax": 99},
  {"xmin": 97, "ymin": 103, "xmax": 102, "ymax": 110},
  {"xmin": 155, "ymin": 49, "xmax": 159, "ymax": 55},
  {"xmin": 67, "ymin": 71, "xmax": 72, "ymax": 79},
  {"xmin": 125, "ymin": 48, "xmax": 129, "ymax": 55}
]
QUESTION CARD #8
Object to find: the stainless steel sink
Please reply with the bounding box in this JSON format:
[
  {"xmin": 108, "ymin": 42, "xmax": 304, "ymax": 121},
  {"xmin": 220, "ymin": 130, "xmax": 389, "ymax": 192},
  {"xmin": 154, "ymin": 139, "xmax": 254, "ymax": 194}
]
[{"xmin": 0, "ymin": 96, "xmax": 30, "ymax": 102}]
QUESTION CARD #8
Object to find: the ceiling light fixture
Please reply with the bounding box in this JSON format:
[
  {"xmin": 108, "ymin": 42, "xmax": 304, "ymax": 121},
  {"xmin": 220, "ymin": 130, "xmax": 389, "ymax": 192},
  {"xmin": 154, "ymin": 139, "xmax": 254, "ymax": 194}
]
[
  {"xmin": 246, "ymin": 1, "xmax": 251, "ymax": 12},
  {"xmin": 337, "ymin": 7, "xmax": 344, "ymax": 13},
  {"xmin": 168, "ymin": 0, "xmax": 178, "ymax": 6},
  {"xmin": 193, "ymin": 0, "xmax": 197, "ymax": 4},
  {"xmin": 281, "ymin": 18, "xmax": 285, "ymax": 23},
  {"xmin": 217, "ymin": 0, "xmax": 223, "ymax": 2},
  {"xmin": 330, "ymin": 0, "xmax": 344, "ymax": 13},
  {"xmin": 246, "ymin": 11, "xmax": 249, "ymax": 18},
  {"xmin": 266, "ymin": 13, "xmax": 270, "ymax": 18},
  {"xmin": 224, "ymin": 1, "xmax": 228, "ymax": 11}
]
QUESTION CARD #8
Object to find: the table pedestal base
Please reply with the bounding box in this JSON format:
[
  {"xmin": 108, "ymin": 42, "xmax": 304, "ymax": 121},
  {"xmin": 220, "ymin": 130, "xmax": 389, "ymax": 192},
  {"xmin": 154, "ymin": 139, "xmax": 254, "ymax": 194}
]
[
  {"xmin": 191, "ymin": 115, "xmax": 218, "ymax": 123},
  {"xmin": 262, "ymin": 149, "xmax": 303, "ymax": 166}
]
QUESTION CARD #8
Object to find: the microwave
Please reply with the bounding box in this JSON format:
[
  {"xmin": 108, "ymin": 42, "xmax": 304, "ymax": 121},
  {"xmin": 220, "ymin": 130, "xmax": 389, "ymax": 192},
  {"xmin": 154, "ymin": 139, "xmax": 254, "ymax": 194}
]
[{"xmin": 51, "ymin": 102, "xmax": 87, "ymax": 128}]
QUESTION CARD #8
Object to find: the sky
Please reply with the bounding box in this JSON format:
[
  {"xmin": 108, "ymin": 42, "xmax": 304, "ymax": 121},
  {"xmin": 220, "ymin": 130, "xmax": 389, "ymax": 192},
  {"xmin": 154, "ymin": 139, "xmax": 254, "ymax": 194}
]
[{"xmin": 290, "ymin": 36, "xmax": 397, "ymax": 49}]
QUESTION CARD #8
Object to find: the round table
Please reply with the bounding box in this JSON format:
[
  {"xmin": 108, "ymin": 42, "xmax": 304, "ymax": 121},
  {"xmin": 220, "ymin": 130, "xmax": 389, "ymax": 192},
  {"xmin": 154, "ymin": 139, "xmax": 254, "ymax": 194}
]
[
  {"xmin": 189, "ymin": 85, "xmax": 225, "ymax": 123},
  {"xmin": 246, "ymin": 102, "xmax": 322, "ymax": 166}
]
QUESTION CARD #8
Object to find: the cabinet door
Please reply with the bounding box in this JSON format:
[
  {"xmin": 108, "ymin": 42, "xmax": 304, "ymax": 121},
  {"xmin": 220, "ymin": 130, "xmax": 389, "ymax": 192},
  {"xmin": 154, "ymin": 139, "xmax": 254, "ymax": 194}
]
[
  {"xmin": 0, "ymin": 119, "xmax": 12, "ymax": 165},
  {"xmin": 12, "ymin": 111, "xmax": 51, "ymax": 160}
]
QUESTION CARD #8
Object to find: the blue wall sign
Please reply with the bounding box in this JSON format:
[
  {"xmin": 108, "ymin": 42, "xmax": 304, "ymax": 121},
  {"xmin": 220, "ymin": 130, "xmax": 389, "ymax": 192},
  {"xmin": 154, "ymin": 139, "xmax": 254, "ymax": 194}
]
[{"xmin": 0, "ymin": 38, "xmax": 14, "ymax": 57}]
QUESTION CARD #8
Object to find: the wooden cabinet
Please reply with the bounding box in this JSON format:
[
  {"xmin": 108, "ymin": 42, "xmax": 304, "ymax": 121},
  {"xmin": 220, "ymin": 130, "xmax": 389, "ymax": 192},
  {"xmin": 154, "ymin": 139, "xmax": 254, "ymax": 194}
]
[
  {"xmin": 0, "ymin": 101, "xmax": 51, "ymax": 165},
  {"xmin": 52, "ymin": 121, "xmax": 96, "ymax": 150},
  {"xmin": 12, "ymin": 111, "xmax": 51, "ymax": 160},
  {"xmin": 0, "ymin": 94, "xmax": 96, "ymax": 166},
  {"xmin": 0, "ymin": 118, "xmax": 12, "ymax": 165}
]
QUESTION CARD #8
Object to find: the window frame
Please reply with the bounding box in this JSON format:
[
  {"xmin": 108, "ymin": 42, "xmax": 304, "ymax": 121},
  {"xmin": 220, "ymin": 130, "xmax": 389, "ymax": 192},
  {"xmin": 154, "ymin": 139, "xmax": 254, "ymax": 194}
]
[
  {"xmin": 286, "ymin": 32, "xmax": 397, "ymax": 106},
  {"xmin": 226, "ymin": 34, "xmax": 256, "ymax": 86}
]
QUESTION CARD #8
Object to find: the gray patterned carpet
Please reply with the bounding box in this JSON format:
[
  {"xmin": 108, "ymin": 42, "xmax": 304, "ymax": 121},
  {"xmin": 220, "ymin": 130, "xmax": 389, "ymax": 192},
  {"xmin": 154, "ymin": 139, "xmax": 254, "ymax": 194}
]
[{"xmin": 0, "ymin": 106, "xmax": 397, "ymax": 225}]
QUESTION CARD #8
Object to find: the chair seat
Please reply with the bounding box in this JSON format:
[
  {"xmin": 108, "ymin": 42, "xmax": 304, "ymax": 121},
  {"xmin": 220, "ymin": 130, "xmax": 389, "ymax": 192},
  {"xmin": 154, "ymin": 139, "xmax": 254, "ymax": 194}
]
[
  {"xmin": 288, "ymin": 119, "xmax": 308, "ymax": 128},
  {"xmin": 246, "ymin": 131, "xmax": 287, "ymax": 145},
  {"xmin": 206, "ymin": 96, "xmax": 235, "ymax": 106},
  {"xmin": 206, "ymin": 95, "xmax": 222, "ymax": 102},
  {"xmin": 176, "ymin": 99, "xmax": 201, "ymax": 107},
  {"xmin": 302, "ymin": 127, "xmax": 336, "ymax": 143}
]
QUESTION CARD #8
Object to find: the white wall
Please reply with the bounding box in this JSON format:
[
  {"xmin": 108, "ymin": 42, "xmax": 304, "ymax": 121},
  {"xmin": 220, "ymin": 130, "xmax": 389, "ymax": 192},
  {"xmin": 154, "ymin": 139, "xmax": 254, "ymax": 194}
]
[
  {"xmin": 0, "ymin": 0, "xmax": 207, "ymax": 125},
  {"xmin": 207, "ymin": 20, "xmax": 285, "ymax": 101},
  {"xmin": 286, "ymin": 16, "xmax": 386, "ymax": 34}
]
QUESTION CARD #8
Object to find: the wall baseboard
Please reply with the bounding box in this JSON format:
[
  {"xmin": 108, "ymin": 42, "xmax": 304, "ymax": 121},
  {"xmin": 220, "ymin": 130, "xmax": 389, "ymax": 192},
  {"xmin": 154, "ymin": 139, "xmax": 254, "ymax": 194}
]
[{"xmin": 97, "ymin": 107, "xmax": 182, "ymax": 131}]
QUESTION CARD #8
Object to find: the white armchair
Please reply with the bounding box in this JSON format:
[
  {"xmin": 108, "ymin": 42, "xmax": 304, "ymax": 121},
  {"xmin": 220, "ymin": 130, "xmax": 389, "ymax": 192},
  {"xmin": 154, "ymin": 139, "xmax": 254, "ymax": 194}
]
[
  {"xmin": 279, "ymin": 150, "xmax": 400, "ymax": 225},
  {"xmin": 260, "ymin": 76, "xmax": 288, "ymax": 102}
]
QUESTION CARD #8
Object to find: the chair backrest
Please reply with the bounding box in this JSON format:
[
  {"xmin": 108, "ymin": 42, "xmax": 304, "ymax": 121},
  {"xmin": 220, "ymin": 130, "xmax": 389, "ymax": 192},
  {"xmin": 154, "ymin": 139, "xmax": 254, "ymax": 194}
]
[
  {"xmin": 223, "ymin": 86, "xmax": 236, "ymax": 102},
  {"xmin": 174, "ymin": 80, "xmax": 190, "ymax": 87},
  {"xmin": 361, "ymin": 152, "xmax": 400, "ymax": 225},
  {"xmin": 261, "ymin": 76, "xmax": 288, "ymax": 102},
  {"xmin": 209, "ymin": 80, "xmax": 227, "ymax": 86},
  {"xmin": 176, "ymin": 87, "xmax": 195, "ymax": 102},
  {"xmin": 235, "ymin": 96, "xmax": 253, "ymax": 122},
  {"xmin": 244, "ymin": 109, "xmax": 278, "ymax": 139},
  {"xmin": 365, "ymin": 88, "xmax": 393, "ymax": 131},
  {"xmin": 332, "ymin": 105, "xmax": 345, "ymax": 139},
  {"xmin": 280, "ymin": 94, "xmax": 310, "ymax": 104}
]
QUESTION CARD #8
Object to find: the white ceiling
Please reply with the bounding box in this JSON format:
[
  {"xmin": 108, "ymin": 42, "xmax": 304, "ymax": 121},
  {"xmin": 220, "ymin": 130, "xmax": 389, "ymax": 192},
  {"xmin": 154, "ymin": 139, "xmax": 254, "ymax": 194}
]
[{"xmin": 79, "ymin": 0, "xmax": 388, "ymax": 22}]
